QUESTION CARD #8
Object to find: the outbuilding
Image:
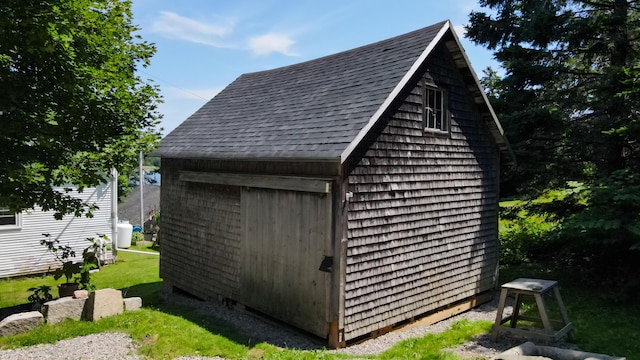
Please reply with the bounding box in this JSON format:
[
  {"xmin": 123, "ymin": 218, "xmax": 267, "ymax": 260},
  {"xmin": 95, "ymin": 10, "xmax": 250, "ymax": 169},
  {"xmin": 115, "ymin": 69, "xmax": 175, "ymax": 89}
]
[{"xmin": 157, "ymin": 20, "xmax": 514, "ymax": 347}]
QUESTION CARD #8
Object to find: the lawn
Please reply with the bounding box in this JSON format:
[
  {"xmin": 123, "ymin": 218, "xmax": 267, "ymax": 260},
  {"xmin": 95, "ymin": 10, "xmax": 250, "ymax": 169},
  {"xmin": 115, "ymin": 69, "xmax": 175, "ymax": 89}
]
[
  {"xmin": 500, "ymin": 264, "xmax": 640, "ymax": 359},
  {"xmin": 1, "ymin": 246, "xmax": 638, "ymax": 359},
  {"xmin": 0, "ymin": 244, "xmax": 161, "ymax": 309}
]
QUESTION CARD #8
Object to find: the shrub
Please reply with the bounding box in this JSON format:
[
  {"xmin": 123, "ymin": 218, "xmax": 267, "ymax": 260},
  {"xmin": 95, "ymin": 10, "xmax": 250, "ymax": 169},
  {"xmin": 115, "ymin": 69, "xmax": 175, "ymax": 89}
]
[
  {"xmin": 499, "ymin": 204, "xmax": 558, "ymax": 265},
  {"xmin": 131, "ymin": 231, "xmax": 144, "ymax": 245}
]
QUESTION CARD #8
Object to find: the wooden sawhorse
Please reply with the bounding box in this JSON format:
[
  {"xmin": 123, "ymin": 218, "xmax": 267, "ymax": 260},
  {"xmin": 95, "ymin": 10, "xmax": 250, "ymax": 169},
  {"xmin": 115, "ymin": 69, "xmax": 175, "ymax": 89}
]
[{"xmin": 492, "ymin": 278, "xmax": 573, "ymax": 342}]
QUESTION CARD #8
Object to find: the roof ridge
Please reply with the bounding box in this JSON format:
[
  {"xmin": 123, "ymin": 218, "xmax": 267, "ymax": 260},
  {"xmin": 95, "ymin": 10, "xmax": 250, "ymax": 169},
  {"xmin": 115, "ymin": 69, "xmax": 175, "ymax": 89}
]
[
  {"xmin": 157, "ymin": 19, "xmax": 513, "ymax": 164},
  {"xmin": 240, "ymin": 20, "xmax": 449, "ymax": 78}
]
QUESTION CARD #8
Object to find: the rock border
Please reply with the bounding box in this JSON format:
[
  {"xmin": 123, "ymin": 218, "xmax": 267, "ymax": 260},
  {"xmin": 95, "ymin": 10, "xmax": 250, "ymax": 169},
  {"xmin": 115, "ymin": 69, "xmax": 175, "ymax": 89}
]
[{"xmin": 0, "ymin": 288, "xmax": 142, "ymax": 337}]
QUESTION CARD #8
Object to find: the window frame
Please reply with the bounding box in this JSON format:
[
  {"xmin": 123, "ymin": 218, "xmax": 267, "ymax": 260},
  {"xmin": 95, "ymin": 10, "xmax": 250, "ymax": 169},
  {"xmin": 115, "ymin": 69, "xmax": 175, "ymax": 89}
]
[
  {"xmin": 422, "ymin": 80, "xmax": 450, "ymax": 135},
  {"xmin": 0, "ymin": 208, "xmax": 22, "ymax": 230}
]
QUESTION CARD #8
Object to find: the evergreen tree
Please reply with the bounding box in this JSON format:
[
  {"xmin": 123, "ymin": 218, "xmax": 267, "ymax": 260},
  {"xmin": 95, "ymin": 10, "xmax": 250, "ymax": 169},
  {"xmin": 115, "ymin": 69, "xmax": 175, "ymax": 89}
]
[
  {"xmin": 469, "ymin": 2, "xmax": 640, "ymax": 290},
  {"xmin": 467, "ymin": 0, "xmax": 640, "ymax": 195}
]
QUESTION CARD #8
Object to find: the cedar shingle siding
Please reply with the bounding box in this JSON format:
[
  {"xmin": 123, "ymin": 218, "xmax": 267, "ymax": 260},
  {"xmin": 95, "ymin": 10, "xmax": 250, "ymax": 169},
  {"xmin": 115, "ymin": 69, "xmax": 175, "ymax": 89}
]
[
  {"xmin": 343, "ymin": 43, "xmax": 499, "ymax": 339},
  {"xmin": 160, "ymin": 163, "xmax": 242, "ymax": 301},
  {"xmin": 157, "ymin": 20, "xmax": 513, "ymax": 346}
]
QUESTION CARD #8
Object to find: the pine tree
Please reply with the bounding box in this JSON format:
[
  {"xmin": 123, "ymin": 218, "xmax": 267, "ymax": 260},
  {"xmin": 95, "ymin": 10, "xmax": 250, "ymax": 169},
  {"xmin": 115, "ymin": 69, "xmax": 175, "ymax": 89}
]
[{"xmin": 467, "ymin": 0, "xmax": 640, "ymax": 195}]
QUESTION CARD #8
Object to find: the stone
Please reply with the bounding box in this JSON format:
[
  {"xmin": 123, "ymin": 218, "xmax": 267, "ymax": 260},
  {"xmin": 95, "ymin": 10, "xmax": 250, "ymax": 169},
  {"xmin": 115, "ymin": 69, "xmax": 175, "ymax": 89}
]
[
  {"xmin": 43, "ymin": 297, "xmax": 87, "ymax": 324},
  {"xmin": 123, "ymin": 297, "xmax": 142, "ymax": 311},
  {"xmin": 0, "ymin": 311, "xmax": 44, "ymax": 337},
  {"xmin": 85, "ymin": 288, "xmax": 123, "ymax": 321},
  {"xmin": 73, "ymin": 290, "xmax": 89, "ymax": 299}
]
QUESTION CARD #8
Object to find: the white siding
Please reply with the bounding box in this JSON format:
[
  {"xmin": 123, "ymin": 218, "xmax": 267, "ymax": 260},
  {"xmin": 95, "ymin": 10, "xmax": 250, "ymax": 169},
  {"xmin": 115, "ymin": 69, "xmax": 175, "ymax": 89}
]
[{"xmin": 0, "ymin": 183, "xmax": 114, "ymax": 278}]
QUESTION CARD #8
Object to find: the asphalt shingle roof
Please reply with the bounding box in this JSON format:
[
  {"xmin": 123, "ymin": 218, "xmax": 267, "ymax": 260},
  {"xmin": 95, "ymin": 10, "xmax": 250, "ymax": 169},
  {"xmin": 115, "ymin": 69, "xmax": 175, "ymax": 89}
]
[{"xmin": 158, "ymin": 21, "xmax": 448, "ymax": 161}]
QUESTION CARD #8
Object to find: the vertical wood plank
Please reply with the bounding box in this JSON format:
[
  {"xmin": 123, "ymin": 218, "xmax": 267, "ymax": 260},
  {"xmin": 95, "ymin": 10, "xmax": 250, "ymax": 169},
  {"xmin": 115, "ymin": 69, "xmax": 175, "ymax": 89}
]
[{"xmin": 239, "ymin": 187, "xmax": 331, "ymax": 338}]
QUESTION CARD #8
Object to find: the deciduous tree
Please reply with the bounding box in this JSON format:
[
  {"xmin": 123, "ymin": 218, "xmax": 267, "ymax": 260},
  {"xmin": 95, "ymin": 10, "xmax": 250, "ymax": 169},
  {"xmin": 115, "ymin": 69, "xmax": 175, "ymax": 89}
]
[{"xmin": 0, "ymin": 0, "xmax": 161, "ymax": 218}]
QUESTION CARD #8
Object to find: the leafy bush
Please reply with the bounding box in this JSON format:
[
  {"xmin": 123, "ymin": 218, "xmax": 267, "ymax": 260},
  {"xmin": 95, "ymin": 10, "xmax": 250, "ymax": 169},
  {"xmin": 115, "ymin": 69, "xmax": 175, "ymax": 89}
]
[
  {"xmin": 131, "ymin": 231, "xmax": 144, "ymax": 245},
  {"xmin": 500, "ymin": 171, "xmax": 640, "ymax": 298},
  {"xmin": 27, "ymin": 285, "xmax": 53, "ymax": 308},
  {"xmin": 559, "ymin": 170, "xmax": 640, "ymax": 250},
  {"xmin": 499, "ymin": 203, "xmax": 558, "ymax": 265}
]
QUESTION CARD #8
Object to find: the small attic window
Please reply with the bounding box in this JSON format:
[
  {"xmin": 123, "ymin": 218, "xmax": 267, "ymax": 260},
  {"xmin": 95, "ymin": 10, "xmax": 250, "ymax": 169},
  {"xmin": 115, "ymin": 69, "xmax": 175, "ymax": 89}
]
[{"xmin": 423, "ymin": 81, "xmax": 449, "ymax": 133}]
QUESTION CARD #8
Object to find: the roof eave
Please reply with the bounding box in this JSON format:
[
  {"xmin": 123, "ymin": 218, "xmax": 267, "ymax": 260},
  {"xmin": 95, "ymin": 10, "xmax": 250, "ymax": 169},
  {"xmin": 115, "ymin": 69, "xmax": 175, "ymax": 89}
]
[
  {"xmin": 156, "ymin": 152, "xmax": 342, "ymax": 163},
  {"xmin": 339, "ymin": 20, "xmax": 516, "ymax": 166},
  {"xmin": 340, "ymin": 21, "xmax": 452, "ymax": 164},
  {"xmin": 445, "ymin": 23, "xmax": 516, "ymax": 165}
]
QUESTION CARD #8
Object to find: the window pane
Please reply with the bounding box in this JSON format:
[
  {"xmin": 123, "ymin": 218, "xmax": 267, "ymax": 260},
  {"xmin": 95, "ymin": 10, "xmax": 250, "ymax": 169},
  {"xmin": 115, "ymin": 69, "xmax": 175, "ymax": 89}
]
[
  {"xmin": 424, "ymin": 85, "xmax": 447, "ymax": 132},
  {"xmin": 435, "ymin": 91, "xmax": 442, "ymax": 130},
  {"xmin": 427, "ymin": 88, "xmax": 435, "ymax": 129},
  {"xmin": 0, "ymin": 212, "xmax": 16, "ymax": 225}
]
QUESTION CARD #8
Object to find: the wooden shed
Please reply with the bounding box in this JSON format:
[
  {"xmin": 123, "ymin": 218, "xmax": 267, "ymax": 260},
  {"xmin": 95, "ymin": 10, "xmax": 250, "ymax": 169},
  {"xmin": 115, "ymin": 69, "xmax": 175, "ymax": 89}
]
[{"xmin": 157, "ymin": 20, "xmax": 514, "ymax": 347}]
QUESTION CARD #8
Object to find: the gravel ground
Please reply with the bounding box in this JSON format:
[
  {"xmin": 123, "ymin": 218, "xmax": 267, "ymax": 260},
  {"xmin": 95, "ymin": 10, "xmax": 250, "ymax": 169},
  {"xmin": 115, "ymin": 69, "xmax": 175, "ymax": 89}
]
[
  {"xmin": 0, "ymin": 332, "xmax": 140, "ymax": 360},
  {"xmin": 0, "ymin": 292, "xmax": 575, "ymax": 360}
]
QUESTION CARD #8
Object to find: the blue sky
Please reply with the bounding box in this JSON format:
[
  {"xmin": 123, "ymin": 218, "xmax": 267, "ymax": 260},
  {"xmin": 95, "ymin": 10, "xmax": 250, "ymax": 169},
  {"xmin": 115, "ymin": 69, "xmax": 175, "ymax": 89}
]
[{"xmin": 131, "ymin": 0, "xmax": 497, "ymax": 136}]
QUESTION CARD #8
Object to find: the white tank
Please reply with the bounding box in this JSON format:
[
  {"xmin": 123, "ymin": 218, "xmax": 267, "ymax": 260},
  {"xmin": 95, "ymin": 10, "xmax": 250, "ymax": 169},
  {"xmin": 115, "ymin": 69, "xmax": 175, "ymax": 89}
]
[{"xmin": 117, "ymin": 220, "xmax": 133, "ymax": 248}]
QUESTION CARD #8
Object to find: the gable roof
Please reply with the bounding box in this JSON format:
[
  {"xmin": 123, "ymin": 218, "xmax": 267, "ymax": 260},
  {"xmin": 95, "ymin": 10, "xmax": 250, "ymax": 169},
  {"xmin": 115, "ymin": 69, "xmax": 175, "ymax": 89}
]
[{"xmin": 158, "ymin": 20, "xmax": 514, "ymax": 164}]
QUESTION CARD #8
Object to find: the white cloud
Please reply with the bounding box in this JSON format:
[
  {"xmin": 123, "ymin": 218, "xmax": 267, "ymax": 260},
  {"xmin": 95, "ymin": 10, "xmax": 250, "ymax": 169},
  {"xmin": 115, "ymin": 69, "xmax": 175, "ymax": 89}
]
[
  {"xmin": 164, "ymin": 86, "xmax": 223, "ymax": 101},
  {"xmin": 248, "ymin": 33, "xmax": 297, "ymax": 56},
  {"xmin": 151, "ymin": 11, "xmax": 235, "ymax": 48}
]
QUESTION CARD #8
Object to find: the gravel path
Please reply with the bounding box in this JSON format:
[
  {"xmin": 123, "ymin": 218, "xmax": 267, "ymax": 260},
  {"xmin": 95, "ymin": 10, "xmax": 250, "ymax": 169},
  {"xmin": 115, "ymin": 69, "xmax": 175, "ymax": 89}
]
[{"xmin": 0, "ymin": 292, "xmax": 574, "ymax": 359}]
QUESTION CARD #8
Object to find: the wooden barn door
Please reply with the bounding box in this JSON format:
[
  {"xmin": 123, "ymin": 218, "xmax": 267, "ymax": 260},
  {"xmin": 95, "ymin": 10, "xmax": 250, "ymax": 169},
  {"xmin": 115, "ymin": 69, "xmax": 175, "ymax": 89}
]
[{"xmin": 240, "ymin": 187, "xmax": 332, "ymax": 337}]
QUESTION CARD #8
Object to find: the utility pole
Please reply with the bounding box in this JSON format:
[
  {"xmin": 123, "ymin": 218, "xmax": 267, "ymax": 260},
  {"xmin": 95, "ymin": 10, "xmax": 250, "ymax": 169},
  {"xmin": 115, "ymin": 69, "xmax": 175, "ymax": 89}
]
[{"xmin": 139, "ymin": 151, "xmax": 144, "ymax": 228}]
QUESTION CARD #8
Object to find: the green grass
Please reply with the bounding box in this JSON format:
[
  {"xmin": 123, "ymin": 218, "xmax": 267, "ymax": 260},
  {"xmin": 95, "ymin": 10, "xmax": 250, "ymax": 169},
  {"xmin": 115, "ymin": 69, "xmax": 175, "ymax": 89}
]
[
  {"xmin": 0, "ymin": 248, "xmax": 492, "ymax": 359},
  {"xmin": 0, "ymin": 310, "xmax": 489, "ymax": 359},
  {"xmin": 3, "ymin": 247, "xmax": 638, "ymax": 359},
  {"xmin": 500, "ymin": 264, "xmax": 640, "ymax": 360},
  {"xmin": 0, "ymin": 309, "xmax": 248, "ymax": 359},
  {"xmin": 378, "ymin": 319, "xmax": 492, "ymax": 360},
  {"xmin": 0, "ymin": 245, "xmax": 160, "ymax": 309}
]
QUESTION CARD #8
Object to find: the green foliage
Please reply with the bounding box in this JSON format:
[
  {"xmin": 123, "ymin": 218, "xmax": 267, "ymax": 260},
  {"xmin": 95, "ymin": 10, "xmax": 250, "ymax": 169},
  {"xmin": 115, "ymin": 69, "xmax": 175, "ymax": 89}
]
[
  {"xmin": 27, "ymin": 285, "xmax": 53, "ymax": 307},
  {"xmin": 39, "ymin": 234, "xmax": 100, "ymax": 290},
  {"xmin": 131, "ymin": 231, "xmax": 144, "ymax": 245},
  {"xmin": 469, "ymin": 0, "xmax": 640, "ymax": 298},
  {"xmin": 143, "ymin": 156, "xmax": 161, "ymax": 168},
  {"xmin": 559, "ymin": 170, "xmax": 640, "ymax": 250},
  {"xmin": 499, "ymin": 171, "xmax": 640, "ymax": 297},
  {"xmin": 499, "ymin": 203, "xmax": 558, "ymax": 265},
  {"xmin": 467, "ymin": 1, "xmax": 640, "ymax": 196},
  {"xmin": 0, "ymin": 0, "xmax": 161, "ymax": 218}
]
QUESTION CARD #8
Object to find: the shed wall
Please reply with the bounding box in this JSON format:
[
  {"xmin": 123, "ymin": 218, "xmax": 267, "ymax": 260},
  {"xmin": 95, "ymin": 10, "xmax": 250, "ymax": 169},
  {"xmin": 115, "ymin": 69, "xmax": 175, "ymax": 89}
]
[
  {"xmin": 343, "ymin": 43, "xmax": 500, "ymax": 340},
  {"xmin": 160, "ymin": 159, "xmax": 338, "ymax": 337},
  {"xmin": 0, "ymin": 184, "xmax": 114, "ymax": 279},
  {"xmin": 240, "ymin": 187, "xmax": 332, "ymax": 336},
  {"xmin": 160, "ymin": 161, "xmax": 242, "ymax": 300}
]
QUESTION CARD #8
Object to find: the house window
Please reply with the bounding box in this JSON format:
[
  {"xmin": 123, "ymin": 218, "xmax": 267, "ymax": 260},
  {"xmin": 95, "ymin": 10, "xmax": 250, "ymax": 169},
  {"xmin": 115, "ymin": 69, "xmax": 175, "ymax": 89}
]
[
  {"xmin": 0, "ymin": 208, "xmax": 21, "ymax": 229},
  {"xmin": 423, "ymin": 82, "xmax": 449, "ymax": 133}
]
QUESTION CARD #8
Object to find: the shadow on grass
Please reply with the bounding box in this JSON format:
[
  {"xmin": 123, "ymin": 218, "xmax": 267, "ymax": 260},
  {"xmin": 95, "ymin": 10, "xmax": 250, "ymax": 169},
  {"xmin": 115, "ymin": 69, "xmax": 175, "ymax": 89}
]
[
  {"xmin": 121, "ymin": 282, "xmax": 256, "ymax": 347},
  {"xmin": 120, "ymin": 281, "xmax": 163, "ymax": 307},
  {"xmin": 0, "ymin": 303, "xmax": 33, "ymax": 321}
]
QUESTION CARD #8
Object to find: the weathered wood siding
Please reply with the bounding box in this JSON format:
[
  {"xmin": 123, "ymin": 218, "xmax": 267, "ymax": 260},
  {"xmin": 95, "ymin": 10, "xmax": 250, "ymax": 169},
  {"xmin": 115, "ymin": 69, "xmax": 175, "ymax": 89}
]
[
  {"xmin": 343, "ymin": 43, "xmax": 500, "ymax": 340},
  {"xmin": 0, "ymin": 184, "xmax": 114, "ymax": 279},
  {"xmin": 240, "ymin": 187, "xmax": 332, "ymax": 337},
  {"xmin": 161, "ymin": 158, "xmax": 337, "ymax": 337},
  {"xmin": 160, "ymin": 159, "xmax": 242, "ymax": 300}
]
